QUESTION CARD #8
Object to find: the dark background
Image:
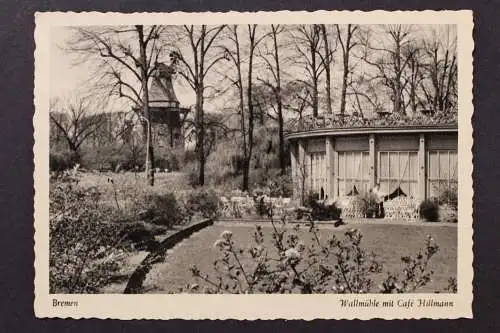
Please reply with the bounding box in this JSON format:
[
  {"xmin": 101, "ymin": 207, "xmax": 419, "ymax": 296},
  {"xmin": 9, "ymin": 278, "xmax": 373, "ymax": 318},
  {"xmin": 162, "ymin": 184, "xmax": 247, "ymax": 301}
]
[{"xmin": 0, "ymin": 0, "xmax": 496, "ymax": 332}]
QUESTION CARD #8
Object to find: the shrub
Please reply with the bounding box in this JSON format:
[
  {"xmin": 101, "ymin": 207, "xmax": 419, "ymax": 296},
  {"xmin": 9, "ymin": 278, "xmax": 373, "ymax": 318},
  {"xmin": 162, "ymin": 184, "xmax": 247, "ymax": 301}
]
[
  {"xmin": 304, "ymin": 191, "xmax": 320, "ymax": 208},
  {"xmin": 49, "ymin": 174, "xmax": 127, "ymax": 293},
  {"xmin": 379, "ymin": 235, "xmax": 440, "ymax": 293},
  {"xmin": 306, "ymin": 200, "xmax": 342, "ymax": 221},
  {"xmin": 50, "ymin": 149, "xmax": 78, "ymax": 171},
  {"xmin": 185, "ymin": 189, "xmax": 221, "ymax": 219},
  {"xmin": 119, "ymin": 222, "xmax": 160, "ymax": 251},
  {"xmin": 438, "ymin": 184, "xmax": 458, "ymax": 209},
  {"xmin": 139, "ymin": 193, "xmax": 186, "ymax": 227},
  {"xmin": 154, "ymin": 147, "xmax": 184, "ymax": 172},
  {"xmin": 361, "ymin": 192, "xmax": 380, "ymax": 218},
  {"xmin": 268, "ymin": 170, "xmax": 293, "ymax": 198},
  {"xmin": 419, "ymin": 199, "xmax": 440, "ymax": 222}
]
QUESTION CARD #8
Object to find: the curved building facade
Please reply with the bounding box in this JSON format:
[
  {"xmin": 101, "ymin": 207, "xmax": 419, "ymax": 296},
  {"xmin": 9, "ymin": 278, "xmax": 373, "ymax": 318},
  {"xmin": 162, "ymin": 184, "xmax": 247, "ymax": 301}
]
[{"xmin": 286, "ymin": 124, "xmax": 458, "ymax": 202}]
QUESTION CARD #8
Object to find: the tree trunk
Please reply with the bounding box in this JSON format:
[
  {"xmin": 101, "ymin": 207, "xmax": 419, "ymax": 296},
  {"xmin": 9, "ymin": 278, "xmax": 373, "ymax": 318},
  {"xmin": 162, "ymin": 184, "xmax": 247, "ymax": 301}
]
[
  {"xmin": 137, "ymin": 25, "xmax": 154, "ymax": 186},
  {"xmin": 196, "ymin": 87, "xmax": 205, "ymax": 186},
  {"xmin": 272, "ymin": 25, "xmax": 286, "ymax": 175},
  {"xmin": 340, "ymin": 51, "xmax": 349, "ymax": 116},
  {"xmin": 311, "ymin": 42, "xmax": 319, "ymax": 117},
  {"xmin": 278, "ymin": 112, "xmax": 285, "ymax": 175},
  {"xmin": 243, "ymin": 25, "xmax": 257, "ymax": 192},
  {"xmin": 321, "ymin": 25, "xmax": 333, "ymax": 114}
]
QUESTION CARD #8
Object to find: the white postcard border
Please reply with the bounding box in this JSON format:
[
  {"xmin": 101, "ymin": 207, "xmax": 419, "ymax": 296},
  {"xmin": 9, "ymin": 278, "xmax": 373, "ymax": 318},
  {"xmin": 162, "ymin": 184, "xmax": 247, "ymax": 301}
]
[{"xmin": 34, "ymin": 10, "xmax": 474, "ymax": 319}]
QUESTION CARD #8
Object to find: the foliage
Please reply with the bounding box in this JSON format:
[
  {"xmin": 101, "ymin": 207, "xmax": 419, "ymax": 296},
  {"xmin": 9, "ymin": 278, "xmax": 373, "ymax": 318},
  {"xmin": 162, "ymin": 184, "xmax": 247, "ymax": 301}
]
[
  {"xmin": 185, "ymin": 189, "xmax": 221, "ymax": 220},
  {"xmin": 379, "ymin": 235, "xmax": 440, "ymax": 293},
  {"xmin": 419, "ymin": 199, "xmax": 440, "ymax": 222},
  {"xmin": 267, "ymin": 170, "xmax": 294, "ymax": 198},
  {"xmin": 49, "ymin": 171, "xmax": 127, "ymax": 293},
  {"xmin": 154, "ymin": 147, "xmax": 184, "ymax": 172},
  {"xmin": 304, "ymin": 191, "xmax": 320, "ymax": 208},
  {"xmin": 286, "ymin": 111, "xmax": 458, "ymax": 134},
  {"xmin": 438, "ymin": 183, "xmax": 458, "ymax": 210},
  {"xmin": 80, "ymin": 143, "xmax": 145, "ymax": 172},
  {"xmin": 445, "ymin": 277, "xmax": 458, "ymax": 293},
  {"xmin": 49, "ymin": 149, "xmax": 78, "ymax": 172},
  {"xmin": 187, "ymin": 210, "xmax": 441, "ymax": 294},
  {"xmin": 139, "ymin": 192, "xmax": 187, "ymax": 227},
  {"xmin": 309, "ymin": 201, "xmax": 342, "ymax": 221}
]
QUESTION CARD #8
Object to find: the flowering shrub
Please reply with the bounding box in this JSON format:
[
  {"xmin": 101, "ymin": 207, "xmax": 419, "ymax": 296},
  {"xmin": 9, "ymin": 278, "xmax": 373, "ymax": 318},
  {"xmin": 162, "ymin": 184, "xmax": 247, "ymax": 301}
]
[
  {"xmin": 187, "ymin": 209, "xmax": 443, "ymax": 294},
  {"xmin": 49, "ymin": 172, "xmax": 128, "ymax": 293},
  {"xmin": 379, "ymin": 235, "xmax": 440, "ymax": 293}
]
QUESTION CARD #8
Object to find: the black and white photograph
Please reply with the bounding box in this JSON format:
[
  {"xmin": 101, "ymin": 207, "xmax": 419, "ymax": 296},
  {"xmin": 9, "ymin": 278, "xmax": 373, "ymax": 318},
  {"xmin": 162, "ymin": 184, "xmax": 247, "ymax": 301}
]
[{"xmin": 34, "ymin": 10, "xmax": 473, "ymax": 319}]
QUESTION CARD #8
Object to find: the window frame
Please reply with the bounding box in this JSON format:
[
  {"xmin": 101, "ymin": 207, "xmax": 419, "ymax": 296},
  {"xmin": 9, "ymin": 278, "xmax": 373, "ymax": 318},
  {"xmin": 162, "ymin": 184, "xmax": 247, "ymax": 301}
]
[
  {"xmin": 336, "ymin": 150, "xmax": 370, "ymax": 197},
  {"xmin": 427, "ymin": 149, "xmax": 458, "ymax": 198},
  {"xmin": 377, "ymin": 150, "xmax": 419, "ymax": 198}
]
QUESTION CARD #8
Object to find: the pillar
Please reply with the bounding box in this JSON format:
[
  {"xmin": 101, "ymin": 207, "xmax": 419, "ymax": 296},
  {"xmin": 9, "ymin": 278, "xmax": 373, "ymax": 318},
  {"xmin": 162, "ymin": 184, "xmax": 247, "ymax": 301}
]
[
  {"xmin": 325, "ymin": 136, "xmax": 335, "ymax": 201},
  {"xmin": 369, "ymin": 134, "xmax": 376, "ymax": 188},
  {"xmin": 418, "ymin": 134, "xmax": 426, "ymax": 200},
  {"xmin": 333, "ymin": 144, "xmax": 339, "ymax": 199},
  {"xmin": 290, "ymin": 141, "xmax": 298, "ymax": 197},
  {"xmin": 297, "ymin": 139, "xmax": 306, "ymax": 203}
]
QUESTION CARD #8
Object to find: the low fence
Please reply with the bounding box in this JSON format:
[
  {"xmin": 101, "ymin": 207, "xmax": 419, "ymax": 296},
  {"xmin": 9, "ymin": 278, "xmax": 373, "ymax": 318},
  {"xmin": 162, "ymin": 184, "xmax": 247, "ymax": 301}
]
[{"xmin": 123, "ymin": 218, "xmax": 213, "ymax": 294}]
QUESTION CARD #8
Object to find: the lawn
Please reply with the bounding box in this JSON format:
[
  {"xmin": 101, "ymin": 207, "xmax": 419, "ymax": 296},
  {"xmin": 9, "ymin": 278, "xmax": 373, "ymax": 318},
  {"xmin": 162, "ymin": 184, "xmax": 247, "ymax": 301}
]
[
  {"xmin": 71, "ymin": 170, "xmax": 193, "ymax": 212},
  {"xmin": 145, "ymin": 222, "xmax": 457, "ymax": 294}
]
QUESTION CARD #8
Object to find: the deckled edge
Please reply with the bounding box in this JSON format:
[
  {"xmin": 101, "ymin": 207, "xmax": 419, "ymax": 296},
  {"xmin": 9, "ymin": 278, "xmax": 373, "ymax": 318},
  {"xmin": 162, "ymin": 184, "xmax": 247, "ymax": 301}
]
[{"xmin": 33, "ymin": 9, "xmax": 474, "ymax": 320}]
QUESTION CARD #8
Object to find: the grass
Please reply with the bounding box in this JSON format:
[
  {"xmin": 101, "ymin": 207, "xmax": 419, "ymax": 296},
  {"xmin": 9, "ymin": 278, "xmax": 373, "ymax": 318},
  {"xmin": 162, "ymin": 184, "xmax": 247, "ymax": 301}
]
[
  {"xmin": 146, "ymin": 223, "xmax": 457, "ymax": 294},
  {"xmin": 73, "ymin": 171, "xmax": 193, "ymax": 213}
]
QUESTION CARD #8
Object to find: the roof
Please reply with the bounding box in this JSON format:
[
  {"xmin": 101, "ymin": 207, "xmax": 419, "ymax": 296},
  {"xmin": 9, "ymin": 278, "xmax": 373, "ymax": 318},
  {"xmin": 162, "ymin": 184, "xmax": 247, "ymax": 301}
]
[{"xmin": 285, "ymin": 112, "xmax": 458, "ymax": 140}]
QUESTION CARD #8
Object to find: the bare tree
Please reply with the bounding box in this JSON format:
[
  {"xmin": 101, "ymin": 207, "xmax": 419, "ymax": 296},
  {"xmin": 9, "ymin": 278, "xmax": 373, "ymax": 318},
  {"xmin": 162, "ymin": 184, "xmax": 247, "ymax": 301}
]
[
  {"xmin": 336, "ymin": 24, "xmax": 359, "ymax": 116},
  {"xmin": 402, "ymin": 44, "xmax": 426, "ymax": 115},
  {"xmin": 290, "ymin": 25, "xmax": 325, "ymax": 117},
  {"xmin": 283, "ymin": 79, "xmax": 312, "ymax": 120},
  {"xmin": 256, "ymin": 24, "xmax": 288, "ymax": 174},
  {"xmin": 172, "ymin": 25, "xmax": 226, "ymax": 186},
  {"xmin": 421, "ymin": 26, "xmax": 458, "ymax": 113},
  {"xmin": 49, "ymin": 97, "xmax": 106, "ymax": 159},
  {"xmin": 243, "ymin": 25, "xmax": 267, "ymax": 190},
  {"xmin": 66, "ymin": 25, "xmax": 168, "ymax": 185},
  {"xmin": 361, "ymin": 25, "xmax": 416, "ymax": 115},
  {"xmin": 221, "ymin": 25, "xmax": 249, "ymax": 190},
  {"xmin": 319, "ymin": 24, "xmax": 336, "ymax": 114},
  {"xmin": 221, "ymin": 24, "xmax": 267, "ymax": 190}
]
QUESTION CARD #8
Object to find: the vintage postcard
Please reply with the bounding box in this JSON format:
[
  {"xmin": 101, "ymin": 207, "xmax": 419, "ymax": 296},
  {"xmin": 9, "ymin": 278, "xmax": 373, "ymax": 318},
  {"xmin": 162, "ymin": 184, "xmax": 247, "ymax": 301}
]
[{"xmin": 34, "ymin": 10, "xmax": 474, "ymax": 319}]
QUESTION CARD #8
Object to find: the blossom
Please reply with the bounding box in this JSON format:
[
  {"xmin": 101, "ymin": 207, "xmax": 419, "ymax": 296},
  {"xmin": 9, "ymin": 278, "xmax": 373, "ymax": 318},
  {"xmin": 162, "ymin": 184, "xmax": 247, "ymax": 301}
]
[
  {"xmin": 221, "ymin": 230, "xmax": 233, "ymax": 240},
  {"xmin": 284, "ymin": 248, "xmax": 301, "ymax": 260},
  {"xmin": 295, "ymin": 241, "xmax": 306, "ymax": 253},
  {"xmin": 213, "ymin": 239, "xmax": 225, "ymax": 249}
]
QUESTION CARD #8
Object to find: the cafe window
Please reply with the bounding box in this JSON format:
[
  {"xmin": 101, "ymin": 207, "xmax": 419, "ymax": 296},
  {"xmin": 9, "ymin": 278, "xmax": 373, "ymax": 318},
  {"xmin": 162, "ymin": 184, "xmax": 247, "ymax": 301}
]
[
  {"xmin": 378, "ymin": 151, "xmax": 419, "ymax": 198},
  {"xmin": 427, "ymin": 150, "xmax": 458, "ymax": 198},
  {"xmin": 337, "ymin": 151, "xmax": 370, "ymax": 196},
  {"xmin": 309, "ymin": 152, "xmax": 327, "ymax": 199}
]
